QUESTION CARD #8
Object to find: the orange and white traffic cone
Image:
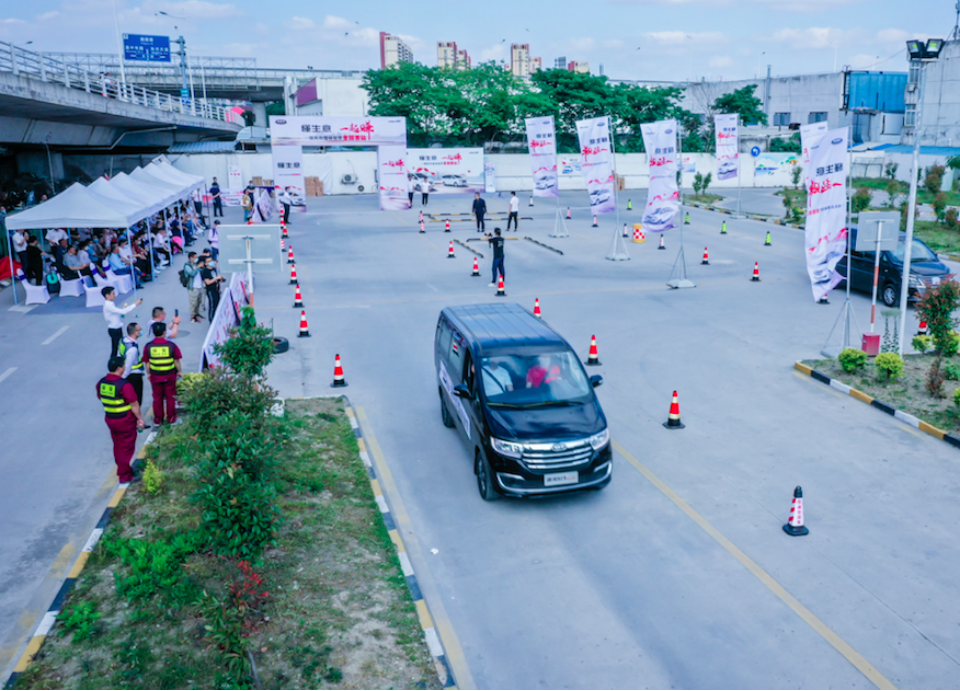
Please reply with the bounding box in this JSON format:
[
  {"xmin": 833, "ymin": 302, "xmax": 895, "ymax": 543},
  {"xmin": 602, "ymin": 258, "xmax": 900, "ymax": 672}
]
[
  {"xmin": 293, "ymin": 284, "xmax": 303, "ymax": 308},
  {"xmin": 701, "ymin": 247, "xmax": 709, "ymax": 265},
  {"xmin": 662, "ymin": 390, "xmax": 684, "ymax": 429},
  {"xmin": 529, "ymin": 196, "xmax": 534, "ymax": 207},
  {"xmin": 419, "ymin": 211, "xmax": 423, "ymax": 223},
  {"xmin": 280, "ymin": 237, "xmax": 286, "ymax": 251},
  {"xmin": 586, "ymin": 335, "xmax": 601, "ymax": 366},
  {"xmin": 298, "ymin": 310, "xmax": 310, "ymax": 337},
  {"xmin": 281, "ymin": 223, "xmax": 288, "ymax": 239},
  {"xmin": 917, "ymin": 321, "xmax": 928, "ymax": 336},
  {"xmin": 447, "ymin": 241, "xmax": 455, "ymax": 258},
  {"xmin": 287, "ymin": 246, "xmax": 295, "ymax": 264},
  {"xmin": 496, "ymin": 274, "xmax": 506, "ymax": 297},
  {"xmin": 533, "ymin": 298, "xmax": 542, "ymax": 318},
  {"xmin": 782, "ymin": 486, "xmax": 809, "ymax": 536},
  {"xmin": 623, "ymin": 224, "xmax": 629, "ymax": 237},
  {"xmin": 751, "ymin": 262, "xmax": 760, "ymax": 282},
  {"xmin": 445, "ymin": 218, "xmax": 451, "ymax": 232},
  {"xmin": 289, "ymin": 264, "xmax": 298, "ymax": 285},
  {"xmin": 331, "ymin": 354, "xmax": 347, "ymax": 387},
  {"xmin": 471, "ymin": 257, "xmax": 480, "ymax": 277},
  {"xmin": 566, "ymin": 207, "xmax": 572, "ymax": 219},
  {"xmin": 658, "ymin": 235, "xmax": 665, "ymax": 250},
  {"xmin": 592, "ymin": 215, "xmax": 598, "ymax": 228},
  {"xmin": 419, "ymin": 220, "xmax": 425, "ymax": 234}
]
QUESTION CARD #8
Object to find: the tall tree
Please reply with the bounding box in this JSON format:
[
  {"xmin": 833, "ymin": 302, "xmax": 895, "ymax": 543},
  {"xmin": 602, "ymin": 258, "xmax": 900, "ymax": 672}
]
[
  {"xmin": 611, "ymin": 84, "xmax": 688, "ymax": 152},
  {"xmin": 529, "ymin": 69, "xmax": 618, "ymax": 151},
  {"xmin": 712, "ymin": 85, "xmax": 767, "ymax": 126}
]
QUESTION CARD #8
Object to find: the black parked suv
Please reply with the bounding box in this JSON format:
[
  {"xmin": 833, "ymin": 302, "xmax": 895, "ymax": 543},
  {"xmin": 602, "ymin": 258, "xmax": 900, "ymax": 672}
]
[
  {"xmin": 435, "ymin": 303, "xmax": 612, "ymax": 500},
  {"xmin": 835, "ymin": 229, "xmax": 951, "ymax": 306}
]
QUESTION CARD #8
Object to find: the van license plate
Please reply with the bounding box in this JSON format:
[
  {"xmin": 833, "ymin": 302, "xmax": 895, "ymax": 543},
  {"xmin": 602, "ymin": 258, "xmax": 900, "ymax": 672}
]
[{"xmin": 544, "ymin": 471, "xmax": 578, "ymax": 487}]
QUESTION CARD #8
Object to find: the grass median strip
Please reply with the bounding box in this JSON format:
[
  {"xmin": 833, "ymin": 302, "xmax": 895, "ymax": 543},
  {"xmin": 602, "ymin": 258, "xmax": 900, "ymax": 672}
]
[{"xmin": 11, "ymin": 397, "xmax": 442, "ymax": 690}]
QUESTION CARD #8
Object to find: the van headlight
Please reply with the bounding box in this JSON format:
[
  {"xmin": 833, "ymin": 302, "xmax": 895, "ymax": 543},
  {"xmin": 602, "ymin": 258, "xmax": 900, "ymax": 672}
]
[
  {"xmin": 589, "ymin": 429, "xmax": 610, "ymax": 450},
  {"xmin": 491, "ymin": 437, "xmax": 523, "ymax": 459},
  {"xmin": 909, "ymin": 275, "xmax": 925, "ymax": 288}
]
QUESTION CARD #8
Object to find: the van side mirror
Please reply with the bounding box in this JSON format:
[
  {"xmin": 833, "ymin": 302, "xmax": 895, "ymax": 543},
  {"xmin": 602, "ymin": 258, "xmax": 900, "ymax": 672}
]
[
  {"xmin": 590, "ymin": 375, "xmax": 603, "ymax": 388},
  {"xmin": 453, "ymin": 384, "xmax": 471, "ymax": 399}
]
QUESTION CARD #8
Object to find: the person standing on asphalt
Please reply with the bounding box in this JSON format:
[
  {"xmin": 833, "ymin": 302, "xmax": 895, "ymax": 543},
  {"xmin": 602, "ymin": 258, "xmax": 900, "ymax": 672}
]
[
  {"xmin": 119, "ymin": 322, "xmax": 147, "ymax": 410},
  {"xmin": 472, "ymin": 192, "xmax": 487, "ymax": 232},
  {"xmin": 486, "ymin": 227, "xmax": 505, "ymax": 287},
  {"xmin": 208, "ymin": 220, "xmax": 220, "ymax": 262},
  {"xmin": 201, "ymin": 255, "xmax": 225, "ymax": 321},
  {"xmin": 150, "ymin": 306, "xmax": 180, "ymax": 339},
  {"xmin": 183, "ymin": 252, "xmax": 205, "ymax": 322},
  {"xmin": 191, "ymin": 187, "xmax": 205, "ymax": 226},
  {"xmin": 102, "ymin": 287, "xmax": 142, "ymax": 358},
  {"xmin": 407, "ymin": 176, "xmax": 414, "ymax": 207},
  {"xmin": 507, "ymin": 191, "xmax": 520, "ymax": 231},
  {"xmin": 12, "ymin": 228, "xmax": 27, "ymax": 269},
  {"xmin": 421, "ymin": 181, "xmax": 430, "ymax": 206},
  {"xmin": 24, "ymin": 236, "xmax": 45, "ymax": 285},
  {"xmin": 97, "ymin": 356, "xmax": 146, "ymax": 483},
  {"xmin": 209, "ymin": 177, "xmax": 223, "ymax": 218},
  {"xmin": 142, "ymin": 321, "xmax": 183, "ymax": 426}
]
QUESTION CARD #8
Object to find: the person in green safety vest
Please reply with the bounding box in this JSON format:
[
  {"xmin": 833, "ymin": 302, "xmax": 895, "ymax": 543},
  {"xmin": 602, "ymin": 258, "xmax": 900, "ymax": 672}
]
[{"xmin": 96, "ymin": 356, "xmax": 146, "ymax": 483}]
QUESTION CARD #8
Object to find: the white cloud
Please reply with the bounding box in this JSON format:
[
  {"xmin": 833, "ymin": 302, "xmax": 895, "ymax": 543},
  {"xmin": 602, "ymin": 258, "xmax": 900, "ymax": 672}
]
[
  {"xmin": 771, "ymin": 27, "xmax": 844, "ymax": 49},
  {"xmin": 141, "ymin": 0, "xmax": 239, "ymax": 20},
  {"xmin": 569, "ymin": 37, "xmax": 596, "ymax": 52},
  {"xmin": 479, "ymin": 42, "xmax": 508, "ymax": 63},
  {"xmin": 37, "ymin": 11, "xmax": 59, "ymax": 20},
  {"xmin": 323, "ymin": 15, "xmax": 352, "ymax": 30},
  {"xmin": 754, "ymin": 0, "xmax": 865, "ymax": 10},
  {"xmin": 288, "ymin": 16, "xmax": 314, "ymax": 30},
  {"xmin": 643, "ymin": 31, "xmax": 726, "ymax": 47},
  {"xmin": 602, "ymin": 38, "xmax": 625, "ymax": 49},
  {"xmin": 1, "ymin": 18, "xmax": 27, "ymax": 24},
  {"xmin": 709, "ymin": 55, "xmax": 733, "ymax": 69}
]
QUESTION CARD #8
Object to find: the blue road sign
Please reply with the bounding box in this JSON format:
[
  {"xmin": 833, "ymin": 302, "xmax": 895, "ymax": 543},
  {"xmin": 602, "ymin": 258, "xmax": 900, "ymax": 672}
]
[
  {"xmin": 123, "ymin": 34, "xmax": 171, "ymax": 63},
  {"xmin": 750, "ymin": 146, "xmax": 761, "ymax": 157}
]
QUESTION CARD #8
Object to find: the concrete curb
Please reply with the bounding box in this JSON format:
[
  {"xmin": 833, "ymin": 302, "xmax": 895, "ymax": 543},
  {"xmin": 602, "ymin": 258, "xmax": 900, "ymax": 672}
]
[
  {"xmin": 2, "ymin": 431, "xmax": 158, "ymax": 690},
  {"xmin": 685, "ymin": 200, "xmax": 805, "ymax": 229},
  {"xmin": 343, "ymin": 401, "xmax": 458, "ymax": 690},
  {"xmin": 793, "ymin": 361, "xmax": 960, "ymax": 450}
]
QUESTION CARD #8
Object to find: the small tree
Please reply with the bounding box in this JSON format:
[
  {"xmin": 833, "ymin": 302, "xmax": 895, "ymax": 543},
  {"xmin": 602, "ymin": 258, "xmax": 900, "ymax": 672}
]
[
  {"xmin": 791, "ymin": 165, "xmax": 802, "ymax": 189},
  {"xmin": 701, "ymin": 172, "xmax": 712, "ymax": 195},
  {"xmin": 884, "ymin": 161, "xmax": 899, "ymax": 180},
  {"xmin": 782, "ymin": 193, "xmax": 793, "ymax": 220},
  {"xmin": 946, "ymin": 207, "xmax": 959, "ymax": 230},
  {"xmin": 933, "ymin": 192, "xmax": 948, "ymax": 222},
  {"xmin": 886, "ymin": 179, "xmax": 901, "ymax": 209},
  {"xmin": 852, "ymin": 187, "xmax": 872, "ymax": 213},
  {"xmin": 692, "ymin": 172, "xmax": 704, "ymax": 195},
  {"xmin": 916, "ymin": 279, "xmax": 960, "ymax": 400},
  {"xmin": 215, "ymin": 307, "xmax": 275, "ymax": 379},
  {"xmin": 924, "ymin": 164, "xmax": 946, "ymax": 196}
]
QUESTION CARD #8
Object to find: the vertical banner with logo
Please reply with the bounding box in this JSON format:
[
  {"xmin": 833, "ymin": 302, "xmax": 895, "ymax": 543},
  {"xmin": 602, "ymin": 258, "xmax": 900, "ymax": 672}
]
[
  {"xmin": 714, "ymin": 113, "xmax": 739, "ymax": 181},
  {"xmin": 804, "ymin": 127, "xmax": 848, "ymax": 302},
  {"xmin": 525, "ymin": 116, "xmax": 559, "ymax": 197},
  {"xmin": 228, "ymin": 165, "xmax": 243, "ymax": 192},
  {"xmin": 377, "ymin": 146, "xmax": 410, "ymax": 211},
  {"xmin": 576, "ymin": 116, "xmax": 616, "ymax": 214},
  {"xmin": 800, "ymin": 121, "xmax": 830, "ymax": 189},
  {"xmin": 272, "ymin": 143, "xmax": 306, "ymax": 214},
  {"xmin": 640, "ymin": 119, "xmax": 680, "ymax": 232},
  {"xmin": 269, "ymin": 116, "xmax": 407, "ymax": 147},
  {"xmin": 484, "ymin": 157, "xmax": 496, "ymax": 193}
]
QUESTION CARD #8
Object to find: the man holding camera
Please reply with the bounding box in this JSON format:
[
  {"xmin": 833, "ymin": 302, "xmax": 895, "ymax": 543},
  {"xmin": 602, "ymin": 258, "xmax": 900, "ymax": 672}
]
[
  {"xmin": 486, "ymin": 227, "xmax": 505, "ymax": 287},
  {"xmin": 200, "ymin": 255, "xmax": 225, "ymax": 321}
]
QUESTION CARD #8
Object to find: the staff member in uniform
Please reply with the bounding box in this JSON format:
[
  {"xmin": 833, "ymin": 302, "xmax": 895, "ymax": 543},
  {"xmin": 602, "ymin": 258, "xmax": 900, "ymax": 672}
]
[
  {"xmin": 142, "ymin": 322, "xmax": 183, "ymax": 426},
  {"xmin": 97, "ymin": 356, "xmax": 146, "ymax": 483},
  {"xmin": 118, "ymin": 322, "xmax": 146, "ymax": 410}
]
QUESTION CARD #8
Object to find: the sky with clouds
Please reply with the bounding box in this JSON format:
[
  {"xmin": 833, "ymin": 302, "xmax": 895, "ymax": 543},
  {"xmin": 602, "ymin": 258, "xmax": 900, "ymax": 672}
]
[{"xmin": 0, "ymin": 0, "xmax": 952, "ymax": 82}]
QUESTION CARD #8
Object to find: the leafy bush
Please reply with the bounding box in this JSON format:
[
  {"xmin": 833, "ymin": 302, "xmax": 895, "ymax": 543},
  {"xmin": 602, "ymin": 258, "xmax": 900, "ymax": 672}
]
[
  {"xmin": 954, "ymin": 387, "xmax": 960, "ymax": 407},
  {"xmin": 912, "ymin": 334, "xmax": 933, "ymax": 353},
  {"xmin": 214, "ymin": 307, "xmax": 275, "ymax": 379},
  {"xmin": 180, "ymin": 368, "xmax": 277, "ymax": 439},
  {"xmin": 943, "ymin": 362, "xmax": 960, "ymax": 381},
  {"xmin": 933, "ymin": 192, "xmax": 948, "ymax": 222},
  {"xmin": 924, "ymin": 164, "xmax": 946, "ymax": 196},
  {"xmin": 58, "ymin": 601, "xmax": 101, "ymax": 642},
  {"xmin": 192, "ymin": 464, "xmax": 280, "ymax": 559},
  {"xmin": 104, "ymin": 531, "xmax": 202, "ymax": 605},
  {"xmin": 916, "ymin": 280, "xmax": 960, "ymax": 356},
  {"xmin": 852, "ymin": 187, "xmax": 872, "ymax": 213},
  {"xmin": 177, "ymin": 372, "xmax": 206, "ymax": 397},
  {"xmin": 884, "ymin": 161, "xmax": 899, "ymax": 180},
  {"xmin": 692, "ymin": 172, "xmax": 704, "ymax": 195},
  {"xmin": 142, "ymin": 459, "xmax": 163, "ymax": 494},
  {"xmin": 945, "ymin": 330, "xmax": 960, "ymax": 358},
  {"xmin": 947, "ymin": 207, "xmax": 960, "ymax": 230},
  {"xmin": 838, "ymin": 348, "xmax": 868, "ymax": 373},
  {"xmin": 791, "ymin": 165, "xmax": 802, "ymax": 189},
  {"xmin": 874, "ymin": 352, "xmax": 904, "ymax": 380},
  {"xmin": 886, "ymin": 179, "xmax": 901, "ymax": 210}
]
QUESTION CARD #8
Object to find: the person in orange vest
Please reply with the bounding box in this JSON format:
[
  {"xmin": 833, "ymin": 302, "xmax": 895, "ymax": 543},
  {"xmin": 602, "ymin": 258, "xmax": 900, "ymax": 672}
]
[
  {"xmin": 97, "ymin": 356, "xmax": 146, "ymax": 483},
  {"xmin": 141, "ymin": 321, "xmax": 183, "ymax": 425}
]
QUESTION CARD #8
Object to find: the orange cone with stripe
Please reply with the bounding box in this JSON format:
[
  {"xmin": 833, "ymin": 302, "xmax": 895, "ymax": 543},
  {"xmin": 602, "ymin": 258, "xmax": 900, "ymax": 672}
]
[
  {"xmin": 783, "ymin": 486, "xmax": 809, "ymax": 536},
  {"xmin": 471, "ymin": 257, "xmax": 480, "ymax": 277},
  {"xmin": 289, "ymin": 264, "xmax": 298, "ymax": 285},
  {"xmin": 566, "ymin": 207, "xmax": 571, "ymax": 219},
  {"xmin": 331, "ymin": 354, "xmax": 347, "ymax": 387},
  {"xmin": 658, "ymin": 235, "xmax": 665, "ymax": 250},
  {"xmin": 586, "ymin": 335, "xmax": 601, "ymax": 366},
  {"xmin": 298, "ymin": 310, "xmax": 310, "ymax": 337},
  {"xmin": 662, "ymin": 390, "xmax": 684, "ymax": 429},
  {"xmin": 445, "ymin": 218, "xmax": 451, "ymax": 232},
  {"xmin": 496, "ymin": 274, "xmax": 506, "ymax": 297},
  {"xmin": 701, "ymin": 247, "xmax": 709, "ymax": 265},
  {"xmin": 281, "ymin": 222, "xmax": 288, "ymax": 239},
  {"xmin": 917, "ymin": 321, "xmax": 928, "ymax": 336},
  {"xmin": 533, "ymin": 298, "xmax": 542, "ymax": 318},
  {"xmin": 419, "ymin": 220, "xmax": 425, "ymax": 233},
  {"xmin": 447, "ymin": 241, "xmax": 455, "ymax": 258},
  {"xmin": 293, "ymin": 284, "xmax": 303, "ymax": 308},
  {"xmin": 287, "ymin": 246, "xmax": 295, "ymax": 264},
  {"xmin": 751, "ymin": 262, "xmax": 760, "ymax": 281},
  {"xmin": 419, "ymin": 211, "xmax": 423, "ymax": 223},
  {"xmin": 592, "ymin": 215, "xmax": 598, "ymax": 228},
  {"xmin": 280, "ymin": 237, "xmax": 285, "ymax": 251}
]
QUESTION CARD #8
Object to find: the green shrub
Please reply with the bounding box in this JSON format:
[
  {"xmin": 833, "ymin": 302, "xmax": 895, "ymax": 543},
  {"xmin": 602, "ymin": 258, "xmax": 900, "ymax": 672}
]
[
  {"xmin": 874, "ymin": 352, "xmax": 904, "ymax": 380},
  {"xmin": 104, "ymin": 531, "xmax": 202, "ymax": 605},
  {"xmin": 944, "ymin": 362, "xmax": 960, "ymax": 381},
  {"xmin": 945, "ymin": 330, "xmax": 960, "ymax": 358},
  {"xmin": 214, "ymin": 307, "xmax": 275, "ymax": 379},
  {"xmin": 926, "ymin": 358, "xmax": 946, "ymax": 398},
  {"xmin": 180, "ymin": 369, "xmax": 277, "ymax": 439},
  {"xmin": 838, "ymin": 348, "xmax": 868, "ymax": 373},
  {"xmin": 192, "ymin": 466, "xmax": 280, "ymax": 559},
  {"xmin": 142, "ymin": 459, "xmax": 163, "ymax": 494},
  {"xmin": 912, "ymin": 334, "xmax": 933, "ymax": 353},
  {"xmin": 948, "ymin": 207, "xmax": 960, "ymax": 230},
  {"xmin": 934, "ymin": 192, "xmax": 948, "ymax": 222},
  {"xmin": 58, "ymin": 601, "xmax": 101, "ymax": 642},
  {"xmin": 916, "ymin": 279, "xmax": 960, "ymax": 355},
  {"xmin": 954, "ymin": 387, "xmax": 960, "ymax": 406}
]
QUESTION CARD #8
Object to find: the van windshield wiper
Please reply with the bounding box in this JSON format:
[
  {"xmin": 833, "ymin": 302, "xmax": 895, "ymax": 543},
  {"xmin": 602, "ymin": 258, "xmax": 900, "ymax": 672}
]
[
  {"xmin": 518, "ymin": 400, "xmax": 580, "ymax": 408},
  {"xmin": 487, "ymin": 402, "xmax": 526, "ymax": 408}
]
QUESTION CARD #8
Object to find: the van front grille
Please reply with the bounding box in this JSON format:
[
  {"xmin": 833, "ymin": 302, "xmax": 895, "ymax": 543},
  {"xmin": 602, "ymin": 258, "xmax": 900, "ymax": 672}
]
[{"xmin": 521, "ymin": 440, "xmax": 593, "ymax": 471}]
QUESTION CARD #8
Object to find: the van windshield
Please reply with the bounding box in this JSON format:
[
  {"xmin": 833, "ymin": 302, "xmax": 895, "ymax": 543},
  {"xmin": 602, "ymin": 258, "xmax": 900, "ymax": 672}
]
[
  {"xmin": 480, "ymin": 351, "xmax": 592, "ymax": 407},
  {"xmin": 891, "ymin": 239, "xmax": 938, "ymax": 264}
]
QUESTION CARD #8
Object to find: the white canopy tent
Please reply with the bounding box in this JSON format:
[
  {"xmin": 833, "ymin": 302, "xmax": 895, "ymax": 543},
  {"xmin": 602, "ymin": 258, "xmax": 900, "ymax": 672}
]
[
  {"xmin": 86, "ymin": 178, "xmax": 151, "ymax": 226},
  {"xmin": 149, "ymin": 160, "xmax": 205, "ymax": 192},
  {"xmin": 108, "ymin": 173, "xmax": 171, "ymax": 218},
  {"xmin": 5, "ymin": 183, "xmax": 142, "ymax": 230},
  {"xmin": 130, "ymin": 166, "xmax": 191, "ymax": 204}
]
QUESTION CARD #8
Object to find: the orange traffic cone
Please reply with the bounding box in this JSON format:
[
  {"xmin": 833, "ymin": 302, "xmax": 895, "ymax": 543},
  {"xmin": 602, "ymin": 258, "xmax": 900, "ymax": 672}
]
[
  {"xmin": 447, "ymin": 241, "xmax": 455, "ymax": 258},
  {"xmin": 419, "ymin": 220, "xmax": 425, "ymax": 234},
  {"xmin": 289, "ymin": 264, "xmax": 298, "ymax": 285},
  {"xmin": 623, "ymin": 224, "xmax": 629, "ymax": 237},
  {"xmin": 658, "ymin": 235, "xmax": 665, "ymax": 250},
  {"xmin": 471, "ymin": 257, "xmax": 480, "ymax": 277},
  {"xmin": 533, "ymin": 298, "xmax": 542, "ymax": 318},
  {"xmin": 751, "ymin": 262, "xmax": 760, "ymax": 281},
  {"xmin": 419, "ymin": 211, "xmax": 423, "ymax": 223},
  {"xmin": 662, "ymin": 391, "xmax": 684, "ymax": 429},
  {"xmin": 592, "ymin": 215, "xmax": 598, "ymax": 228},
  {"xmin": 280, "ymin": 237, "xmax": 286, "ymax": 251},
  {"xmin": 782, "ymin": 486, "xmax": 809, "ymax": 536},
  {"xmin": 287, "ymin": 246, "xmax": 295, "ymax": 264},
  {"xmin": 298, "ymin": 310, "xmax": 310, "ymax": 337},
  {"xmin": 496, "ymin": 274, "xmax": 506, "ymax": 297},
  {"xmin": 529, "ymin": 196, "xmax": 534, "ymax": 207},
  {"xmin": 917, "ymin": 321, "xmax": 928, "ymax": 336},
  {"xmin": 331, "ymin": 354, "xmax": 347, "ymax": 387},
  {"xmin": 281, "ymin": 223, "xmax": 288, "ymax": 239},
  {"xmin": 586, "ymin": 335, "xmax": 601, "ymax": 366},
  {"xmin": 566, "ymin": 207, "xmax": 571, "ymax": 219},
  {"xmin": 293, "ymin": 284, "xmax": 303, "ymax": 308},
  {"xmin": 701, "ymin": 247, "xmax": 709, "ymax": 265},
  {"xmin": 445, "ymin": 218, "xmax": 451, "ymax": 232},
  {"xmin": 247, "ymin": 219, "xmax": 253, "ymax": 225}
]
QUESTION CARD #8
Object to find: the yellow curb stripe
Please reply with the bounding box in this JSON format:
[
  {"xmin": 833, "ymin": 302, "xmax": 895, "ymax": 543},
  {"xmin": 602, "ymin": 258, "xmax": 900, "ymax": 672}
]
[
  {"xmin": 370, "ymin": 478, "xmax": 382, "ymax": 497},
  {"xmin": 67, "ymin": 552, "xmax": 91, "ymax": 579},
  {"xmin": 107, "ymin": 486, "xmax": 126, "ymax": 508},
  {"xmin": 345, "ymin": 406, "xmax": 355, "ymax": 418},
  {"xmin": 849, "ymin": 388, "xmax": 874, "ymax": 405},
  {"xmin": 415, "ymin": 599, "xmax": 434, "ymax": 630},
  {"xmin": 918, "ymin": 421, "xmax": 945, "ymax": 439},
  {"xmin": 388, "ymin": 528, "xmax": 405, "ymax": 552},
  {"xmin": 794, "ymin": 361, "xmax": 812, "ymax": 375},
  {"xmin": 357, "ymin": 438, "xmax": 367, "ymax": 453},
  {"xmin": 12, "ymin": 635, "xmax": 45, "ymax": 673},
  {"xmin": 612, "ymin": 439, "xmax": 896, "ymax": 691}
]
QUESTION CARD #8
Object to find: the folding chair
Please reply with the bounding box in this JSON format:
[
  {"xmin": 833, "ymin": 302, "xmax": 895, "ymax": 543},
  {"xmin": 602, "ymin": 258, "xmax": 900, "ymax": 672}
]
[
  {"xmin": 84, "ymin": 281, "xmax": 106, "ymax": 308},
  {"xmin": 19, "ymin": 272, "xmax": 51, "ymax": 305},
  {"xmin": 59, "ymin": 272, "xmax": 85, "ymax": 298}
]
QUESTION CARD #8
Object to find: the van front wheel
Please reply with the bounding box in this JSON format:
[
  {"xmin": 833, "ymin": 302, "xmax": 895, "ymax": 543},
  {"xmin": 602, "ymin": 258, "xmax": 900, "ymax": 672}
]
[
  {"xmin": 440, "ymin": 392, "xmax": 455, "ymax": 428},
  {"xmin": 882, "ymin": 282, "xmax": 900, "ymax": 307},
  {"xmin": 475, "ymin": 450, "xmax": 500, "ymax": 501}
]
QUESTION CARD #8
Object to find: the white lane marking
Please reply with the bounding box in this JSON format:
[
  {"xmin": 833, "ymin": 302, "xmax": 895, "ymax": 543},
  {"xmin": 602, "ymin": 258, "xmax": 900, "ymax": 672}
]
[
  {"xmin": 41, "ymin": 325, "xmax": 69, "ymax": 346},
  {"xmin": 8, "ymin": 304, "xmax": 37, "ymax": 313},
  {"xmin": 0, "ymin": 367, "xmax": 16, "ymax": 384}
]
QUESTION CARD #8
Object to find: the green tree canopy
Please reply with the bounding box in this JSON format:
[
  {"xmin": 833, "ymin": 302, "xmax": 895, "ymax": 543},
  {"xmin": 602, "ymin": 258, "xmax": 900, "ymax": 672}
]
[{"xmin": 712, "ymin": 85, "xmax": 767, "ymax": 127}]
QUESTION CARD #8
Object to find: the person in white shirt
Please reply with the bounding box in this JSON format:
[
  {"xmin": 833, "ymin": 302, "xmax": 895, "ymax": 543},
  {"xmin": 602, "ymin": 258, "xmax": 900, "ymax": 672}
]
[
  {"xmin": 507, "ymin": 191, "xmax": 520, "ymax": 231},
  {"xmin": 208, "ymin": 220, "xmax": 220, "ymax": 261},
  {"xmin": 12, "ymin": 229, "xmax": 28, "ymax": 267},
  {"xmin": 45, "ymin": 228, "xmax": 68, "ymax": 247},
  {"xmin": 102, "ymin": 286, "xmax": 142, "ymax": 359}
]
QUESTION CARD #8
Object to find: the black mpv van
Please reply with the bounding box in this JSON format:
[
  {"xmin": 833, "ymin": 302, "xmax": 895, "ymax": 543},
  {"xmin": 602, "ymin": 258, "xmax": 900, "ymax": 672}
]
[{"xmin": 435, "ymin": 303, "xmax": 612, "ymax": 500}]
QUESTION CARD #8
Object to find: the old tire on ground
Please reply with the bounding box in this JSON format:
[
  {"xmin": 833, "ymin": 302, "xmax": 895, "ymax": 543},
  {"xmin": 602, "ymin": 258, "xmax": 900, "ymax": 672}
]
[{"xmin": 272, "ymin": 337, "xmax": 289, "ymax": 354}]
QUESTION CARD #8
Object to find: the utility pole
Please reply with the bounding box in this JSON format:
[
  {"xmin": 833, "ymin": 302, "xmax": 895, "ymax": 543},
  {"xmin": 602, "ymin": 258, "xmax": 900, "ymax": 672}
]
[{"xmin": 174, "ymin": 35, "xmax": 188, "ymax": 102}]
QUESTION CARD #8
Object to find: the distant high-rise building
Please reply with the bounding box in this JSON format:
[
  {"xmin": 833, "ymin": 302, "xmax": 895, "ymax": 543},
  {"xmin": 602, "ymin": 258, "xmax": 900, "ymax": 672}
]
[
  {"xmin": 567, "ymin": 61, "xmax": 589, "ymax": 74},
  {"xmin": 554, "ymin": 57, "xmax": 566, "ymax": 70},
  {"xmin": 456, "ymin": 48, "xmax": 471, "ymax": 69},
  {"xmin": 380, "ymin": 32, "xmax": 413, "ymax": 69},
  {"xmin": 599, "ymin": 64, "xmax": 604, "ymax": 76},
  {"xmin": 511, "ymin": 43, "xmax": 531, "ymax": 78},
  {"xmin": 531, "ymin": 57, "xmax": 542, "ymax": 72},
  {"xmin": 438, "ymin": 41, "xmax": 458, "ymax": 68}
]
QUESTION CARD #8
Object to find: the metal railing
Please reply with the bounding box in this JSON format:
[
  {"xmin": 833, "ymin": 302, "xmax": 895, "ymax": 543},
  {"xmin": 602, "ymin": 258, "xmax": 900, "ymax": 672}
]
[{"xmin": 0, "ymin": 41, "xmax": 243, "ymax": 125}]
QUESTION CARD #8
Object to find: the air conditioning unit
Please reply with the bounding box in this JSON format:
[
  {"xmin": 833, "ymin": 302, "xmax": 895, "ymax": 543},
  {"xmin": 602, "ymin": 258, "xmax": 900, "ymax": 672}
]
[
  {"xmin": 341, "ymin": 173, "xmax": 357, "ymax": 184},
  {"xmin": 906, "ymin": 83, "xmax": 917, "ymax": 92}
]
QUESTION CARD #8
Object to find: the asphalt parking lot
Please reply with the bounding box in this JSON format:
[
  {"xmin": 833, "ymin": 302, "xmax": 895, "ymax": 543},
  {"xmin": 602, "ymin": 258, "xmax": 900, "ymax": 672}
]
[{"xmin": 253, "ymin": 192, "xmax": 960, "ymax": 689}]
